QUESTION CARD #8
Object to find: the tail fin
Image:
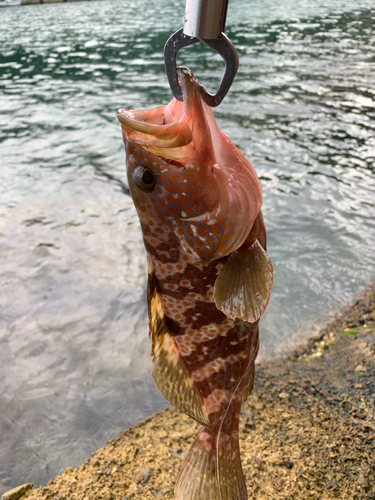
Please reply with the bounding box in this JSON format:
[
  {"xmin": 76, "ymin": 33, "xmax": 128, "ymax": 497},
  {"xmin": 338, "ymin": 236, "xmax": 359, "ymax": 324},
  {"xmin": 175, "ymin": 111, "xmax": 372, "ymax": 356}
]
[{"xmin": 175, "ymin": 427, "xmax": 247, "ymax": 500}]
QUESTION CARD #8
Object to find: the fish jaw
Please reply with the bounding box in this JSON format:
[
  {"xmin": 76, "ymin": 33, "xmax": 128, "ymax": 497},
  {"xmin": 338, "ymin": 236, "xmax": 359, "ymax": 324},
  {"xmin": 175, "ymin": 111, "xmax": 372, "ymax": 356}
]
[
  {"xmin": 117, "ymin": 68, "xmax": 262, "ymax": 264},
  {"xmin": 117, "ymin": 106, "xmax": 193, "ymax": 151}
]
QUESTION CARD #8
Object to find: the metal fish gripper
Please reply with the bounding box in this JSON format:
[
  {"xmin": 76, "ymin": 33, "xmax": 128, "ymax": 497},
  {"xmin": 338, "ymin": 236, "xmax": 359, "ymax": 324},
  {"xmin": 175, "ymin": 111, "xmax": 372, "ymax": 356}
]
[{"xmin": 164, "ymin": 0, "xmax": 239, "ymax": 108}]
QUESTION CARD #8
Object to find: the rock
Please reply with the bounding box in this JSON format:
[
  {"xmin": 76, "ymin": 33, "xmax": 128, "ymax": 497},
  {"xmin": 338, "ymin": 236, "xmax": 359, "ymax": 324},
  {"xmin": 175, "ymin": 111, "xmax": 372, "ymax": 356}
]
[
  {"xmin": 326, "ymin": 478, "xmax": 337, "ymax": 489},
  {"xmin": 355, "ymin": 364, "xmax": 367, "ymax": 373},
  {"xmin": 135, "ymin": 467, "xmax": 151, "ymax": 484},
  {"xmin": 279, "ymin": 392, "xmax": 290, "ymax": 399},
  {"xmin": 1, "ymin": 483, "xmax": 33, "ymax": 500},
  {"xmin": 358, "ymin": 473, "xmax": 368, "ymax": 485},
  {"xmin": 171, "ymin": 432, "xmax": 181, "ymax": 442},
  {"xmin": 283, "ymin": 460, "xmax": 293, "ymax": 469},
  {"xmin": 64, "ymin": 467, "xmax": 73, "ymax": 474}
]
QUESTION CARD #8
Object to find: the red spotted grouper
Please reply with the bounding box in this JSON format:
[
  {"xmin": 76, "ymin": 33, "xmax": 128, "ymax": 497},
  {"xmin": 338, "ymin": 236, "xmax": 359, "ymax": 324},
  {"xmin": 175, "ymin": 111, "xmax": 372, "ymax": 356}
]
[{"xmin": 117, "ymin": 67, "xmax": 273, "ymax": 500}]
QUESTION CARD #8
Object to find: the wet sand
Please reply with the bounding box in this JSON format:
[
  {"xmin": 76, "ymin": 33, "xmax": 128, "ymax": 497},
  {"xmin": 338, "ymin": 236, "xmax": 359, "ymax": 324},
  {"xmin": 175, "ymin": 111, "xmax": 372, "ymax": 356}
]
[{"xmin": 6, "ymin": 284, "xmax": 375, "ymax": 500}]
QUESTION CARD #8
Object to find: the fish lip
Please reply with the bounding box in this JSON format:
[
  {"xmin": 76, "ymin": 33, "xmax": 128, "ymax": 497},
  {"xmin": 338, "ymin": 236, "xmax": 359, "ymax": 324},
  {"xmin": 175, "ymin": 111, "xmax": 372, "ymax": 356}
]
[
  {"xmin": 117, "ymin": 108, "xmax": 164, "ymax": 131},
  {"xmin": 117, "ymin": 69, "xmax": 208, "ymax": 161},
  {"xmin": 117, "ymin": 107, "xmax": 193, "ymax": 149}
]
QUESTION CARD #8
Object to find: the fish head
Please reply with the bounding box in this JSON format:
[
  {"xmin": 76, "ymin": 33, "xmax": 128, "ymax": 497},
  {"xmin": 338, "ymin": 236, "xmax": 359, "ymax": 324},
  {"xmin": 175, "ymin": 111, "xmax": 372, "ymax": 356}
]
[{"xmin": 117, "ymin": 67, "xmax": 262, "ymax": 264}]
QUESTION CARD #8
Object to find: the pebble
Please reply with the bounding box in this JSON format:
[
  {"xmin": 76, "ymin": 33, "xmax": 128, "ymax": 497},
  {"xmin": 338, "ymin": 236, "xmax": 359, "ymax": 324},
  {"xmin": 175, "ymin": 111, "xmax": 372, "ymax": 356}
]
[
  {"xmin": 136, "ymin": 467, "xmax": 151, "ymax": 484},
  {"xmin": 64, "ymin": 467, "xmax": 73, "ymax": 474},
  {"xmin": 358, "ymin": 473, "xmax": 368, "ymax": 485},
  {"xmin": 171, "ymin": 432, "xmax": 181, "ymax": 442},
  {"xmin": 312, "ymin": 351, "xmax": 323, "ymax": 358},
  {"xmin": 326, "ymin": 478, "xmax": 337, "ymax": 489},
  {"xmin": 279, "ymin": 392, "xmax": 290, "ymax": 399},
  {"xmin": 355, "ymin": 364, "xmax": 367, "ymax": 373},
  {"xmin": 1, "ymin": 483, "xmax": 33, "ymax": 500}
]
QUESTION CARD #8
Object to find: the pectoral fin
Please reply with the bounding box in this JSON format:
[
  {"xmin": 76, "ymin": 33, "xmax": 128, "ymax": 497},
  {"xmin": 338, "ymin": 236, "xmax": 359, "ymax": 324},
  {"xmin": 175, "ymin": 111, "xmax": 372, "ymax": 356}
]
[{"xmin": 214, "ymin": 240, "xmax": 273, "ymax": 323}]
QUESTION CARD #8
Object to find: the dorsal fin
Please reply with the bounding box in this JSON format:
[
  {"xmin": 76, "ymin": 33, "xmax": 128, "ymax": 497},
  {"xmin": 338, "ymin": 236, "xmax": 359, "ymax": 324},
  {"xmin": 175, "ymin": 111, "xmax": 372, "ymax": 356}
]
[{"xmin": 147, "ymin": 267, "xmax": 211, "ymax": 429}]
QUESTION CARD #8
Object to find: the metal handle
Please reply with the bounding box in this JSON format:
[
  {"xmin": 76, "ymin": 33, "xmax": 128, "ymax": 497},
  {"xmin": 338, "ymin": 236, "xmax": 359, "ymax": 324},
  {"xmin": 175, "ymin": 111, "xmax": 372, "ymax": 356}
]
[{"xmin": 183, "ymin": 0, "xmax": 229, "ymax": 39}]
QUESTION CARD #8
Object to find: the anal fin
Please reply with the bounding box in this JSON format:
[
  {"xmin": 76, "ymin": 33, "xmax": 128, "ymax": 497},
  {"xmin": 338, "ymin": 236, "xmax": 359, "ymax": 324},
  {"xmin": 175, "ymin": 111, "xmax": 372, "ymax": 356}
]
[
  {"xmin": 214, "ymin": 239, "xmax": 273, "ymax": 323},
  {"xmin": 148, "ymin": 268, "xmax": 211, "ymax": 429}
]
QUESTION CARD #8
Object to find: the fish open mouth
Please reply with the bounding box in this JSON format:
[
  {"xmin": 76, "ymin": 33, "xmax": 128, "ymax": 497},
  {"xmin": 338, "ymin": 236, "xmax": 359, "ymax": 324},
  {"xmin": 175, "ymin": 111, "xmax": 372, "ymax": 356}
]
[
  {"xmin": 117, "ymin": 107, "xmax": 193, "ymax": 149},
  {"xmin": 117, "ymin": 68, "xmax": 212, "ymax": 160}
]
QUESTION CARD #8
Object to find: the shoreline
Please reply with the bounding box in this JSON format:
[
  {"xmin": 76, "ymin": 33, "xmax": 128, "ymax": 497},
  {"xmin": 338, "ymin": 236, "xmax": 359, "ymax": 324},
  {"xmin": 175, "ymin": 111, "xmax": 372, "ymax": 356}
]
[{"xmin": 3, "ymin": 283, "xmax": 375, "ymax": 500}]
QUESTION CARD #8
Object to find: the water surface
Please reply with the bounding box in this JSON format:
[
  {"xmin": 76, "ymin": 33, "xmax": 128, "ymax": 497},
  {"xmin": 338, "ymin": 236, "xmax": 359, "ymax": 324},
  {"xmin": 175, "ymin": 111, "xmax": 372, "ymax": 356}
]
[{"xmin": 0, "ymin": 0, "xmax": 374, "ymax": 492}]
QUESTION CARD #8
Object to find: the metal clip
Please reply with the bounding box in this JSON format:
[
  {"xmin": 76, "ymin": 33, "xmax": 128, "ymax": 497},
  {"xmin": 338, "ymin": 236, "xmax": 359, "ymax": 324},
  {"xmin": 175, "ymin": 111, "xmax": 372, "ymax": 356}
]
[{"xmin": 164, "ymin": 0, "xmax": 238, "ymax": 107}]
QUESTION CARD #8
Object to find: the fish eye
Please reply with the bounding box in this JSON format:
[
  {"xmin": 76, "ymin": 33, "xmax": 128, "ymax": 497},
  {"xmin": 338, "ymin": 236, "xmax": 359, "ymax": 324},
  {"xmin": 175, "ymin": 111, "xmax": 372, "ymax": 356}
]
[{"xmin": 133, "ymin": 166, "xmax": 156, "ymax": 192}]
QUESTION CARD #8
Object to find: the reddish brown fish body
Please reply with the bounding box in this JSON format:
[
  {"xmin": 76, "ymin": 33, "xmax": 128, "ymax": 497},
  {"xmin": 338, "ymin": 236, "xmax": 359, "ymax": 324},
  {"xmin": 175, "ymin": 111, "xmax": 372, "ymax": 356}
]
[{"xmin": 118, "ymin": 68, "xmax": 273, "ymax": 500}]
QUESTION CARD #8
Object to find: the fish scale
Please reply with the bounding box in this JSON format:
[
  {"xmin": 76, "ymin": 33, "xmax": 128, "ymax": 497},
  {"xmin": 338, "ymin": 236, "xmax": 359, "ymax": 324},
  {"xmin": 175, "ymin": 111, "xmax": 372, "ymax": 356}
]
[{"xmin": 118, "ymin": 67, "xmax": 273, "ymax": 500}]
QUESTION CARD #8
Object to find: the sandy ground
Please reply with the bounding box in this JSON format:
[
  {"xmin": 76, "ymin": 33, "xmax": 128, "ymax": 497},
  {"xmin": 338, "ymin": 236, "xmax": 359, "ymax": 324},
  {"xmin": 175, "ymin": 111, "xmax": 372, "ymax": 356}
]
[{"xmin": 4, "ymin": 284, "xmax": 375, "ymax": 500}]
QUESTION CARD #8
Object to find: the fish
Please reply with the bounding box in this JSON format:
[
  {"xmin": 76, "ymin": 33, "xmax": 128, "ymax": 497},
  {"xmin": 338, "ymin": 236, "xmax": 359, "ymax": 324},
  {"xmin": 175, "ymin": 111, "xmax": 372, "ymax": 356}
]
[{"xmin": 117, "ymin": 67, "xmax": 273, "ymax": 500}]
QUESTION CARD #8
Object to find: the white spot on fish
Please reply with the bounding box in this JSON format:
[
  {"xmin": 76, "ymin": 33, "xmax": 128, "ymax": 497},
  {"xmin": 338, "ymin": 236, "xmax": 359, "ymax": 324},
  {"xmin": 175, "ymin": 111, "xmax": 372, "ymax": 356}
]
[{"xmin": 181, "ymin": 211, "xmax": 186, "ymax": 217}]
